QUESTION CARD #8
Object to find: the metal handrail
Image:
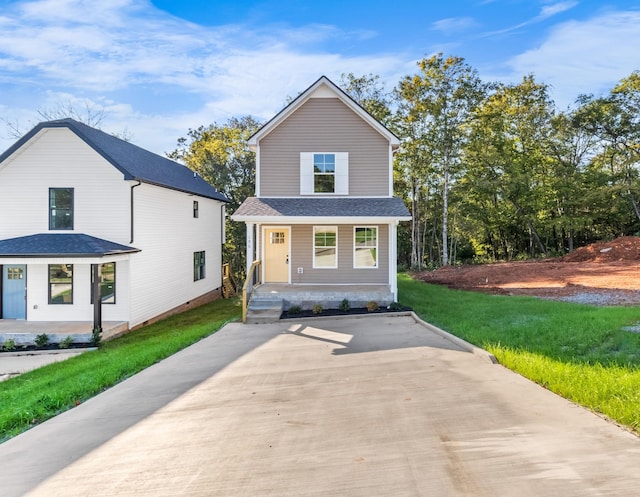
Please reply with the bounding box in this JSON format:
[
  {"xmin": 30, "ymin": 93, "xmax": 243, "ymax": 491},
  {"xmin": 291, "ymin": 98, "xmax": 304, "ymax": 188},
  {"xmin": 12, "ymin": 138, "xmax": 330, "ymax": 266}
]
[{"xmin": 242, "ymin": 260, "xmax": 262, "ymax": 323}]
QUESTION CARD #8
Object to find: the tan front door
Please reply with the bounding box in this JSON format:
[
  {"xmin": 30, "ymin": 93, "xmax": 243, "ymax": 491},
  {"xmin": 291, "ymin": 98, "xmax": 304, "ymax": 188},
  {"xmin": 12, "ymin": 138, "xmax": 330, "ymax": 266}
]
[{"xmin": 264, "ymin": 227, "xmax": 289, "ymax": 282}]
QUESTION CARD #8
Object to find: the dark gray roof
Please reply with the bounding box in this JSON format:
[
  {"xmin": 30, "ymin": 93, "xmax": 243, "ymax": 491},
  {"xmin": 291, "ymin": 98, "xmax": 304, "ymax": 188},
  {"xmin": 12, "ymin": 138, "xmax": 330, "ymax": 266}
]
[
  {"xmin": 233, "ymin": 197, "xmax": 410, "ymax": 218},
  {"xmin": 0, "ymin": 119, "xmax": 229, "ymax": 203},
  {"xmin": 0, "ymin": 234, "xmax": 140, "ymax": 257}
]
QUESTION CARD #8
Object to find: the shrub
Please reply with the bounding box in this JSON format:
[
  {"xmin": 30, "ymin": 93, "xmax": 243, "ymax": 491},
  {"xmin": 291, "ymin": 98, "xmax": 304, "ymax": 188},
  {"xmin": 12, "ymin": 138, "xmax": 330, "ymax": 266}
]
[
  {"xmin": 90, "ymin": 328, "xmax": 102, "ymax": 347},
  {"xmin": 3, "ymin": 338, "xmax": 16, "ymax": 351},
  {"xmin": 34, "ymin": 333, "xmax": 49, "ymax": 348},
  {"xmin": 367, "ymin": 301, "xmax": 379, "ymax": 312},
  {"xmin": 58, "ymin": 336, "xmax": 74, "ymax": 349},
  {"xmin": 339, "ymin": 299, "xmax": 350, "ymax": 312},
  {"xmin": 312, "ymin": 304, "xmax": 323, "ymax": 315},
  {"xmin": 387, "ymin": 301, "xmax": 403, "ymax": 311},
  {"xmin": 288, "ymin": 305, "xmax": 302, "ymax": 315}
]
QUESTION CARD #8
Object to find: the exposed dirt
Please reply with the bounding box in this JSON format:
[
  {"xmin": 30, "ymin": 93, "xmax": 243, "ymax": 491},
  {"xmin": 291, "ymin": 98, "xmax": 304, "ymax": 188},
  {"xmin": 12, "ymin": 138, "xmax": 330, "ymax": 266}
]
[{"xmin": 414, "ymin": 236, "xmax": 640, "ymax": 305}]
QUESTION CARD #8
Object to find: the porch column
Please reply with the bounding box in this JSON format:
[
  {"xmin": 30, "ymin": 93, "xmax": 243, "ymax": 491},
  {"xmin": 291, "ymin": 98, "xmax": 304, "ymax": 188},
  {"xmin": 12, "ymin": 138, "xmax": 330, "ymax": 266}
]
[
  {"xmin": 246, "ymin": 222, "xmax": 255, "ymax": 275},
  {"xmin": 92, "ymin": 263, "xmax": 102, "ymax": 333},
  {"xmin": 389, "ymin": 222, "xmax": 398, "ymax": 301}
]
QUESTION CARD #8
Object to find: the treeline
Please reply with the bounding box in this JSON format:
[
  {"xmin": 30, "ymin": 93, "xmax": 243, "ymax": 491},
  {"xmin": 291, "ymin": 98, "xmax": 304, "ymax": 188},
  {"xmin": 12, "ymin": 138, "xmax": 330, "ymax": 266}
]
[{"xmin": 172, "ymin": 55, "xmax": 640, "ymax": 276}]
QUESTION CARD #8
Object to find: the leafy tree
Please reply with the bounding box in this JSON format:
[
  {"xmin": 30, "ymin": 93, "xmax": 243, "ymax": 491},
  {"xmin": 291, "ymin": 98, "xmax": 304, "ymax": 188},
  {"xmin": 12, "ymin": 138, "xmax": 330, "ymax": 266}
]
[
  {"xmin": 395, "ymin": 54, "xmax": 485, "ymax": 266},
  {"xmin": 168, "ymin": 116, "xmax": 261, "ymax": 281}
]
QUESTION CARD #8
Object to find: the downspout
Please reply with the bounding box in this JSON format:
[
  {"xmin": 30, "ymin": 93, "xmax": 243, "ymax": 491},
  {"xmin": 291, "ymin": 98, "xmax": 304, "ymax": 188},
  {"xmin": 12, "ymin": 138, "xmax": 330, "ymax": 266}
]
[{"xmin": 130, "ymin": 181, "xmax": 141, "ymax": 243}]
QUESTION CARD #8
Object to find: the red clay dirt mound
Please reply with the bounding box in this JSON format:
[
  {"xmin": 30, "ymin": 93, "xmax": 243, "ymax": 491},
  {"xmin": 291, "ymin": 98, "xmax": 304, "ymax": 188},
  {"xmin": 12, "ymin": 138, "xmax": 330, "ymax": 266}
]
[
  {"xmin": 562, "ymin": 236, "xmax": 640, "ymax": 262},
  {"xmin": 414, "ymin": 237, "xmax": 640, "ymax": 305}
]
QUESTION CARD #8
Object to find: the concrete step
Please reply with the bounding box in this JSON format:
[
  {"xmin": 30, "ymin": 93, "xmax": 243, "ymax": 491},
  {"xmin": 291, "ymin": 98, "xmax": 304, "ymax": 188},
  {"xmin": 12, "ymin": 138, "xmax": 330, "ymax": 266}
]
[{"xmin": 246, "ymin": 299, "xmax": 283, "ymax": 324}]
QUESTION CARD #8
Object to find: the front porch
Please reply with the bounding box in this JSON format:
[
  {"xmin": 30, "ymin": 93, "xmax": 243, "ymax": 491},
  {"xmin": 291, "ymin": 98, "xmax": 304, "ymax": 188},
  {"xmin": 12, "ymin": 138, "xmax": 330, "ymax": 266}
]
[
  {"xmin": 0, "ymin": 320, "xmax": 129, "ymax": 346},
  {"xmin": 246, "ymin": 283, "xmax": 395, "ymax": 323}
]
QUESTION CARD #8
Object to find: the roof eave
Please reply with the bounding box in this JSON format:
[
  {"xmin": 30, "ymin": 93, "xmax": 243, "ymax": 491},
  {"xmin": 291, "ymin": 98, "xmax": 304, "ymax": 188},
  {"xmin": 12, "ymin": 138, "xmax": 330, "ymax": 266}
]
[{"xmin": 231, "ymin": 215, "xmax": 412, "ymax": 224}]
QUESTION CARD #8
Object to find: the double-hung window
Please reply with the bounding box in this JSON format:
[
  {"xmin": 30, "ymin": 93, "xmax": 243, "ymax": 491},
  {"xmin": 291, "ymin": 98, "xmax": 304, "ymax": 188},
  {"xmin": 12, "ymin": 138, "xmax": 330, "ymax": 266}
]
[
  {"xmin": 354, "ymin": 227, "xmax": 378, "ymax": 268},
  {"xmin": 193, "ymin": 200, "xmax": 199, "ymax": 218},
  {"xmin": 49, "ymin": 188, "xmax": 74, "ymax": 230},
  {"xmin": 300, "ymin": 152, "xmax": 349, "ymax": 195},
  {"xmin": 49, "ymin": 264, "xmax": 73, "ymax": 304},
  {"xmin": 313, "ymin": 227, "xmax": 337, "ymax": 268},
  {"xmin": 194, "ymin": 251, "xmax": 206, "ymax": 281}
]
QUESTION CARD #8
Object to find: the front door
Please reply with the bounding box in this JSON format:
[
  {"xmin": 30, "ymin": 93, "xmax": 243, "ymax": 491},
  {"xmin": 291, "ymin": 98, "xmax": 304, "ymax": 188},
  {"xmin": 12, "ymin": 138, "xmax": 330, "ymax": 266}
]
[
  {"xmin": 264, "ymin": 227, "xmax": 289, "ymax": 283},
  {"xmin": 2, "ymin": 265, "xmax": 26, "ymax": 319}
]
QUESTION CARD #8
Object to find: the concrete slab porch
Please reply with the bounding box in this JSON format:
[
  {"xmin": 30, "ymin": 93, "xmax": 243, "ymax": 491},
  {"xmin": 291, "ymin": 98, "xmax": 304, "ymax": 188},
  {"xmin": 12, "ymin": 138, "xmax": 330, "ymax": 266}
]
[
  {"xmin": 0, "ymin": 320, "xmax": 128, "ymax": 345},
  {"xmin": 250, "ymin": 283, "xmax": 395, "ymax": 310}
]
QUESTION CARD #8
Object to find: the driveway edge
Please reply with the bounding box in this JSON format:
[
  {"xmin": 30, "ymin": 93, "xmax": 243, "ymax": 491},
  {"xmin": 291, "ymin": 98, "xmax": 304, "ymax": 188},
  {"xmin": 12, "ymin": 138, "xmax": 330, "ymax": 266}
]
[{"xmin": 410, "ymin": 312, "xmax": 498, "ymax": 364}]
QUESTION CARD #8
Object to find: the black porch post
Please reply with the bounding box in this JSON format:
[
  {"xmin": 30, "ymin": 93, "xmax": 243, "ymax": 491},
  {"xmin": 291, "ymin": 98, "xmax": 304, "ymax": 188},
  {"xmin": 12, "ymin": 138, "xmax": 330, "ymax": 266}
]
[{"xmin": 92, "ymin": 263, "xmax": 102, "ymax": 333}]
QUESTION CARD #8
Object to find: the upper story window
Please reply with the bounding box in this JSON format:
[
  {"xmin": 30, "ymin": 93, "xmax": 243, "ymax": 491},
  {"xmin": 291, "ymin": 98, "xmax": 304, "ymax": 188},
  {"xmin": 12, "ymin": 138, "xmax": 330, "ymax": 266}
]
[
  {"xmin": 300, "ymin": 152, "xmax": 349, "ymax": 195},
  {"xmin": 193, "ymin": 200, "xmax": 199, "ymax": 218},
  {"xmin": 49, "ymin": 188, "xmax": 74, "ymax": 230},
  {"xmin": 313, "ymin": 154, "xmax": 335, "ymax": 193}
]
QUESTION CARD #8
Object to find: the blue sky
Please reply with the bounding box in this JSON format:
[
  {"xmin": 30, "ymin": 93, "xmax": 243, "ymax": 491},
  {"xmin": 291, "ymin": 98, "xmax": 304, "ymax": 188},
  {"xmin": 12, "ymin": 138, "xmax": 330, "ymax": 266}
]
[{"xmin": 1, "ymin": 0, "xmax": 639, "ymax": 155}]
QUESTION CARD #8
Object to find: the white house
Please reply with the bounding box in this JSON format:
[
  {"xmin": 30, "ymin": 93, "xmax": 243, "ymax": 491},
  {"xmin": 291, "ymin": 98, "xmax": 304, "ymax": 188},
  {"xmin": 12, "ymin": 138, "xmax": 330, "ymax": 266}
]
[{"xmin": 0, "ymin": 119, "xmax": 229, "ymax": 332}]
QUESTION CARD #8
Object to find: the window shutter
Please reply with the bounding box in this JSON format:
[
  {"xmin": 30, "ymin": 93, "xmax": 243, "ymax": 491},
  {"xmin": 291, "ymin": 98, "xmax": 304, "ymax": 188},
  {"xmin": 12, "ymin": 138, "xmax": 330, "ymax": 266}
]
[
  {"xmin": 335, "ymin": 152, "xmax": 349, "ymax": 195},
  {"xmin": 300, "ymin": 152, "xmax": 314, "ymax": 194}
]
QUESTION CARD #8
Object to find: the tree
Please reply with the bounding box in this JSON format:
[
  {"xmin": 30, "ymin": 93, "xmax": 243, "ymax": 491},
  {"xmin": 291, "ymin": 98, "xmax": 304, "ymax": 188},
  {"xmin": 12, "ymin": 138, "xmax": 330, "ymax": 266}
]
[
  {"xmin": 339, "ymin": 72, "xmax": 394, "ymax": 128},
  {"xmin": 395, "ymin": 54, "xmax": 485, "ymax": 266},
  {"xmin": 168, "ymin": 116, "xmax": 261, "ymax": 281}
]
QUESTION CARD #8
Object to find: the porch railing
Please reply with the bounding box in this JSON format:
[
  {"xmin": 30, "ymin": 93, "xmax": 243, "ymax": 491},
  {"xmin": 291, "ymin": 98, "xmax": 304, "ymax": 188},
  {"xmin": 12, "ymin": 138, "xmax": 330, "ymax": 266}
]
[{"xmin": 242, "ymin": 260, "xmax": 262, "ymax": 323}]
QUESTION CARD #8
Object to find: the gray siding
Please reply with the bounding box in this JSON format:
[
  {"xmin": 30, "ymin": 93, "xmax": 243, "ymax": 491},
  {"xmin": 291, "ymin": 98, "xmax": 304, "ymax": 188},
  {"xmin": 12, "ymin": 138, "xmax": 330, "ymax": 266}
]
[
  {"xmin": 259, "ymin": 98, "xmax": 390, "ymax": 197},
  {"xmin": 259, "ymin": 224, "xmax": 389, "ymax": 285}
]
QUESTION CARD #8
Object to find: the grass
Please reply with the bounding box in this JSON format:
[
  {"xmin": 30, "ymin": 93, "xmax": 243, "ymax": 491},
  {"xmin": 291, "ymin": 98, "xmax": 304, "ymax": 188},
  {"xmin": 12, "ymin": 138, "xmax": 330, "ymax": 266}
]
[
  {"xmin": 398, "ymin": 273, "xmax": 640, "ymax": 432},
  {"xmin": 0, "ymin": 298, "xmax": 241, "ymax": 442}
]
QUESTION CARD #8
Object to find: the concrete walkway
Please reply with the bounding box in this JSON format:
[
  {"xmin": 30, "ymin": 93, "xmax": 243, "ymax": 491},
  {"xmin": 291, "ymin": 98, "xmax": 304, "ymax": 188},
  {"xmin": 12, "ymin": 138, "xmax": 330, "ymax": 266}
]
[{"xmin": 2, "ymin": 314, "xmax": 640, "ymax": 496}]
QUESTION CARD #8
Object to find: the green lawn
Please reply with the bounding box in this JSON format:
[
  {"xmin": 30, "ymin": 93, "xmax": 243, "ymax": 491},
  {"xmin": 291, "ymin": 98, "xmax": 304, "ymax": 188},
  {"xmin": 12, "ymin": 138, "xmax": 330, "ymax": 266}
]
[
  {"xmin": 398, "ymin": 273, "xmax": 640, "ymax": 432},
  {"xmin": 0, "ymin": 298, "xmax": 241, "ymax": 442}
]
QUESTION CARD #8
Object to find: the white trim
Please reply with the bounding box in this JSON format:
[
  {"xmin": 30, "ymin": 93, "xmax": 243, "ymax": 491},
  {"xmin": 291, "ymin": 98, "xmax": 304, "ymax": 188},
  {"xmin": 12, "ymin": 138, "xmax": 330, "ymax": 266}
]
[
  {"xmin": 388, "ymin": 145, "xmax": 394, "ymax": 197},
  {"xmin": 261, "ymin": 225, "xmax": 291, "ymax": 284},
  {"xmin": 233, "ymin": 215, "xmax": 411, "ymax": 224},
  {"xmin": 312, "ymin": 226, "xmax": 338, "ymax": 269},
  {"xmin": 353, "ymin": 226, "xmax": 378, "ymax": 269},
  {"xmin": 0, "ymin": 253, "xmax": 134, "ymax": 265},
  {"xmin": 245, "ymin": 222, "xmax": 254, "ymax": 276},
  {"xmin": 389, "ymin": 222, "xmax": 398, "ymax": 300},
  {"xmin": 255, "ymin": 147, "xmax": 261, "ymax": 197}
]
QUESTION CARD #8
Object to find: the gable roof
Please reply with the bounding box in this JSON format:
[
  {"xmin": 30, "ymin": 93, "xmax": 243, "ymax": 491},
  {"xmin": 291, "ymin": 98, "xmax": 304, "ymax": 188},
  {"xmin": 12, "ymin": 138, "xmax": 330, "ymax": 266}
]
[
  {"xmin": 0, "ymin": 233, "xmax": 140, "ymax": 257},
  {"xmin": 0, "ymin": 119, "xmax": 229, "ymax": 203},
  {"xmin": 247, "ymin": 76, "xmax": 400, "ymax": 149}
]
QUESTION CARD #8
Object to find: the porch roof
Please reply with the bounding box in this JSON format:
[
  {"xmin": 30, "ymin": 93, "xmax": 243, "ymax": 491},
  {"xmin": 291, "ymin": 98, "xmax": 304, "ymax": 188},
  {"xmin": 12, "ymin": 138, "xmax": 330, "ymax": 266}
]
[
  {"xmin": 232, "ymin": 197, "xmax": 411, "ymax": 223},
  {"xmin": 0, "ymin": 233, "xmax": 140, "ymax": 258}
]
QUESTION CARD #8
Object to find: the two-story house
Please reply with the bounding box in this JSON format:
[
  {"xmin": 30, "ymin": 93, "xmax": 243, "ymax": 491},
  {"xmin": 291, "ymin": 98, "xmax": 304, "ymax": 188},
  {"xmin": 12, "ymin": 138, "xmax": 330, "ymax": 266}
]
[
  {"xmin": 232, "ymin": 76, "xmax": 411, "ymax": 319},
  {"xmin": 0, "ymin": 118, "xmax": 229, "ymax": 335}
]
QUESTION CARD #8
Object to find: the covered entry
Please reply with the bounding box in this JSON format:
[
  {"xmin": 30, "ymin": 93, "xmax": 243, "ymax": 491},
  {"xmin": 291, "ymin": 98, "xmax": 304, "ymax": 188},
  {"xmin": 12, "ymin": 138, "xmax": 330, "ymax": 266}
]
[{"xmin": 263, "ymin": 227, "xmax": 290, "ymax": 283}]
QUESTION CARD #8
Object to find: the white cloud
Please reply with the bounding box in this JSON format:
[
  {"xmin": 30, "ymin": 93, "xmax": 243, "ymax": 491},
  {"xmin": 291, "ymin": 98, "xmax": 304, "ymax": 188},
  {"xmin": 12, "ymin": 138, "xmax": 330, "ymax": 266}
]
[
  {"xmin": 432, "ymin": 17, "xmax": 479, "ymax": 35},
  {"xmin": 506, "ymin": 10, "xmax": 640, "ymax": 107},
  {"xmin": 483, "ymin": 1, "xmax": 578, "ymax": 37}
]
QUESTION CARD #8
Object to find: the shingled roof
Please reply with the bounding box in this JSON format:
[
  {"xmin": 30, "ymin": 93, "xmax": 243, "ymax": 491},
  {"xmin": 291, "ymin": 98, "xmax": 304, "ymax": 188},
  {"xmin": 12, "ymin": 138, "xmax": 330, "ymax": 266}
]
[
  {"xmin": 0, "ymin": 233, "xmax": 140, "ymax": 257},
  {"xmin": 232, "ymin": 197, "xmax": 410, "ymax": 220},
  {"xmin": 0, "ymin": 119, "xmax": 229, "ymax": 203}
]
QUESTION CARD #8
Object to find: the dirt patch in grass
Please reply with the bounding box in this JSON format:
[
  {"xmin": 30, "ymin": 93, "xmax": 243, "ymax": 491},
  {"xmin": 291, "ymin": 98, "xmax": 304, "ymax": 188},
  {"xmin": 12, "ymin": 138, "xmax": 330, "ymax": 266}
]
[{"xmin": 414, "ymin": 237, "xmax": 640, "ymax": 305}]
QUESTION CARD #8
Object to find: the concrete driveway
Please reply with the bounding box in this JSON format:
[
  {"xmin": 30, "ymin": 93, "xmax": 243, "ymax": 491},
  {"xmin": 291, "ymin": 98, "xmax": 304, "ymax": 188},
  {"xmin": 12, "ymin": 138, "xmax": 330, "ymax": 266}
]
[{"xmin": 1, "ymin": 314, "xmax": 640, "ymax": 496}]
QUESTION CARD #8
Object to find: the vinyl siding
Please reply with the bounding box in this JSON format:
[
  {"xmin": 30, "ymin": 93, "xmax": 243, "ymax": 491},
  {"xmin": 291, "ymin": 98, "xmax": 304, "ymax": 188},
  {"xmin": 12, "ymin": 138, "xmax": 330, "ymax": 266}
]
[
  {"xmin": 259, "ymin": 98, "xmax": 390, "ymax": 197},
  {"xmin": 258, "ymin": 224, "xmax": 389, "ymax": 285},
  {"xmin": 0, "ymin": 128, "xmax": 130, "ymax": 243},
  {"xmin": 128, "ymin": 183, "xmax": 224, "ymax": 327}
]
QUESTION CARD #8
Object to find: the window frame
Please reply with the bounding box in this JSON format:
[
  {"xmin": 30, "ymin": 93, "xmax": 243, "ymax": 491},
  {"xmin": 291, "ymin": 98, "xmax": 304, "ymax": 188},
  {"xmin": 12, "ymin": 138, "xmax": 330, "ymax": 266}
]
[
  {"xmin": 313, "ymin": 153, "xmax": 336, "ymax": 194},
  {"xmin": 90, "ymin": 262, "xmax": 116, "ymax": 304},
  {"xmin": 353, "ymin": 226, "xmax": 378, "ymax": 269},
  {"xmin": 300, "ymin": 152, "xmax": 349, "ymax": 195},
  {"xmin": 194, "ymin": 251, "xmax": 206, "ymax": 281},
  {"xmin": 313, "ymin": 226, "xmax": 338, "ymax": 269},
  {"xmin": 193, "ymin": 200, "xmax": 199, "ymax": 218},
  {"xmin": 49, "ymin": 187, "xmax": 74, "ymax": 230},
  {"xmin": 48, "ymin": 264, "xmax": 73, "ymax": 305}
]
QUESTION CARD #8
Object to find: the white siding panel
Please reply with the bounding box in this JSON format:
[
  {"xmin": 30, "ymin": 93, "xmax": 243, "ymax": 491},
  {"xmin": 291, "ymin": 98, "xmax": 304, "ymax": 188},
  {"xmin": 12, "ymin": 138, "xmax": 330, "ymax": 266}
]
[
  {"xmin": 128, "ymin": 184, "xmax": 223, "ymax": 327},
  {"xmin": 0, "ymin": 128, "xmax": 130, "ymax": 243}
]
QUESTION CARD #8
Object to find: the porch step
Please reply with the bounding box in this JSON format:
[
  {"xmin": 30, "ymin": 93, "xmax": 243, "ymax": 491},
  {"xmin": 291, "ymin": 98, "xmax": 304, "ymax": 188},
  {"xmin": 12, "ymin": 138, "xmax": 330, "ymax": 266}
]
[{"xmin": 246, "ymin": 298, "xmax": 283, "ymax": 324}]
